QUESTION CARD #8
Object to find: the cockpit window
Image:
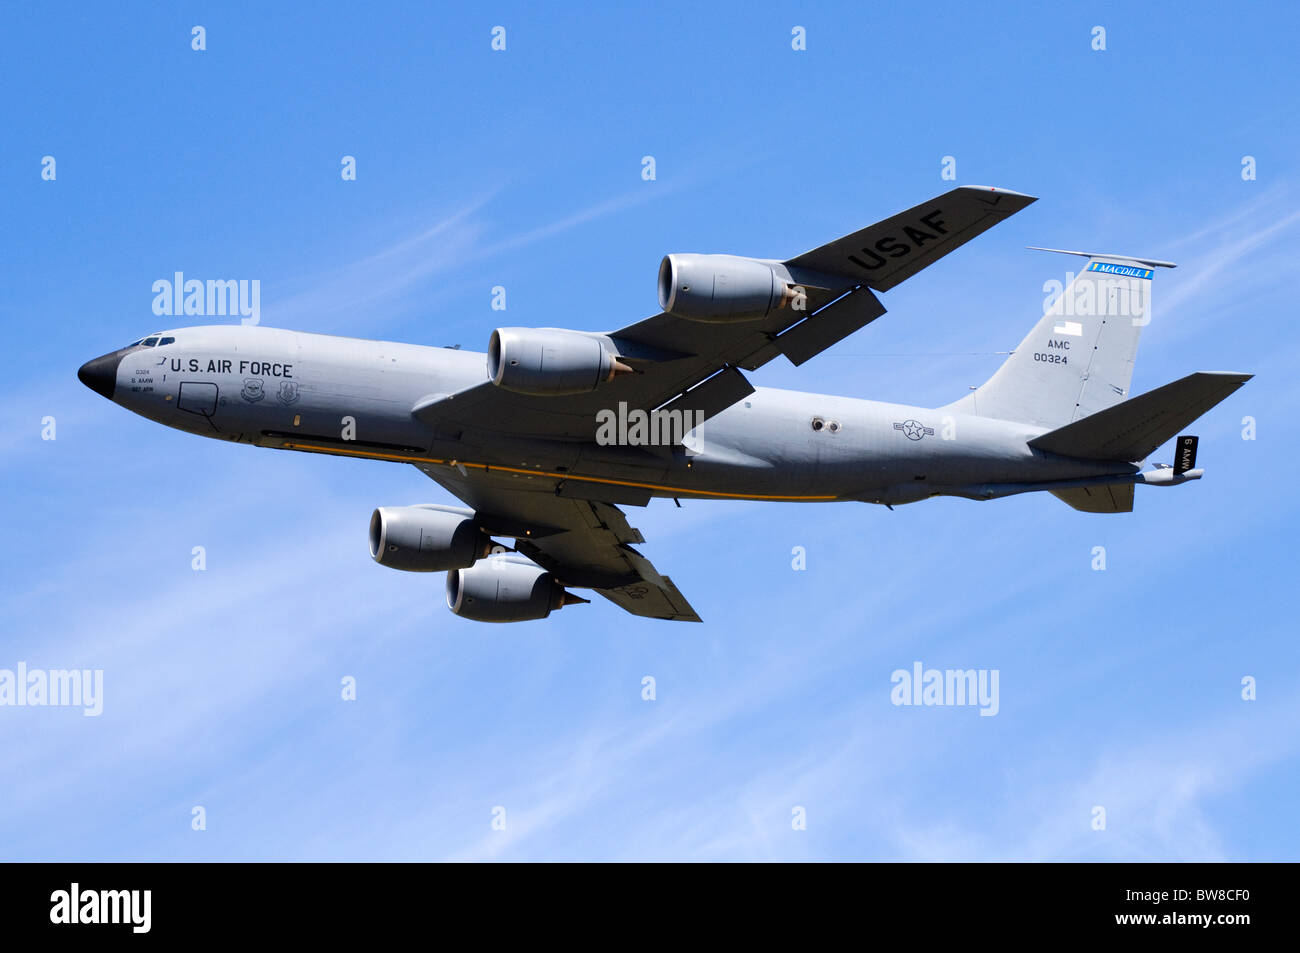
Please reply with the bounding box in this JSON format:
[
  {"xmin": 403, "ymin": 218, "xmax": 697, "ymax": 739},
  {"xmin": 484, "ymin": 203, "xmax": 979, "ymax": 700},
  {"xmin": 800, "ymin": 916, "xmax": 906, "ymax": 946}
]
[{"xmin": 124, "ymin": 333, "xmax": 173, "ymax": 348}]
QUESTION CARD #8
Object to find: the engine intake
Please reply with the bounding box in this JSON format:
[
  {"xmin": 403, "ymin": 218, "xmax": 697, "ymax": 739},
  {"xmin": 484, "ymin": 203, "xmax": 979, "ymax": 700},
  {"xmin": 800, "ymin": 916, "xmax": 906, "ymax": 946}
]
[
  {"xmin": 657, "ymin": 254, "xmax": 796, "ymax": 322},
  {"xmin": 369, "ymin": 506, "xmax": 492, "ymax": 572},
  {"xmin": 446, "ymin": 556, "xmax": 588, "ymax": 623},
  {"xmin": 488, "ymin": 328, "xmax": 630, "ymax": 396}
]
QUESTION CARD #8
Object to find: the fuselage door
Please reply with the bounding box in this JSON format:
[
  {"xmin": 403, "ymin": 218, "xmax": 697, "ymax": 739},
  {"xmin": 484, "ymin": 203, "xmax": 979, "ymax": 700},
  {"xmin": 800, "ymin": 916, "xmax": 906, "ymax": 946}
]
[{"xmin": 177, "ymin": 381, "xmax": 219, "ymax": 417}]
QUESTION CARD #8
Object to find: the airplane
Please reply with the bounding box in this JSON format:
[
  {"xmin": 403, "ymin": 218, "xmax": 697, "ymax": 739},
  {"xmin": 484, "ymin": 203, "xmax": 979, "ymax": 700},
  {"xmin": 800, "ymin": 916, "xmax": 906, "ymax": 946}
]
[{"xmin": 78, "ymin": 186, "xmax": 1251, "ymax": 623}]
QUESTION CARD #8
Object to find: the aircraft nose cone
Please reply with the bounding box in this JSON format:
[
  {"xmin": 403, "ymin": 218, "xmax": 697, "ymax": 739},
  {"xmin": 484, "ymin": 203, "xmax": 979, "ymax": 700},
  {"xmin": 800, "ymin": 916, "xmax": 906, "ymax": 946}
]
[{"xmin": 77, "ymin": 351, "xmax": 120, "ymax": 400}]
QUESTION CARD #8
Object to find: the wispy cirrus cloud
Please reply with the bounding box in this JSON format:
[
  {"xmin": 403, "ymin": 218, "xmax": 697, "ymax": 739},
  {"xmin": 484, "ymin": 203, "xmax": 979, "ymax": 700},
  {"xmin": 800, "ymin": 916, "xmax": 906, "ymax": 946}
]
[
  {"xmin": 266, "ymin": 181, "xmax": 685, "ymax": 334},
  {"xmin": 1158, "ymin": 187, "xmax": 1300, "ymax": 327},
  {"xmin": 266, "ymin": 196, "xmax": 497, "ymax": 330}
]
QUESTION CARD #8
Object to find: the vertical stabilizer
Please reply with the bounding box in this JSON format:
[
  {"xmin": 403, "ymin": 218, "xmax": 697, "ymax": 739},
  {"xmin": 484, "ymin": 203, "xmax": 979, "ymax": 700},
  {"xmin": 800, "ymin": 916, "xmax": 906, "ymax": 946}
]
[{"xmin": 945, "ymin": 249, "xmax": 1175, "ymax": 428}]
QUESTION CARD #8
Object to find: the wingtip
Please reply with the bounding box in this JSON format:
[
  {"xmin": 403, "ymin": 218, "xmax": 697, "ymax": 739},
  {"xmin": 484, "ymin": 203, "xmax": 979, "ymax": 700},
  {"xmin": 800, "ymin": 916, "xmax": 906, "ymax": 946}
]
[
  {"xmin": 1196, "ymin": 370, "xmax": 1254, "ymax": 381},
  {"xmin": 959, "ymin": 184, "xmax": 1038, "ymax": 201}
]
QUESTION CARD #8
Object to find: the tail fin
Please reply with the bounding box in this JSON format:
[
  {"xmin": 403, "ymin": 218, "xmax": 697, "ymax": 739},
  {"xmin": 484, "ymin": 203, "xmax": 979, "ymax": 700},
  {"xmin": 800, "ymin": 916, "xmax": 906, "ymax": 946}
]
[
  {"xmin": 1027, "ymin": 371, "xmax": 1252, "ymax": 462},
  {"xmin": 946, "ymin": 248, "xmax": 1176, "ymax": 428}
]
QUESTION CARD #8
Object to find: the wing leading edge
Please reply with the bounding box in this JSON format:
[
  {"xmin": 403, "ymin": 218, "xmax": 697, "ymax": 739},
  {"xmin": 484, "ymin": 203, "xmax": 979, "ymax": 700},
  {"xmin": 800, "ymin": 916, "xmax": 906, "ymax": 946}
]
[{"xmin": 412, "ymin": 186, "xmax": 1037, "ymax": 442}]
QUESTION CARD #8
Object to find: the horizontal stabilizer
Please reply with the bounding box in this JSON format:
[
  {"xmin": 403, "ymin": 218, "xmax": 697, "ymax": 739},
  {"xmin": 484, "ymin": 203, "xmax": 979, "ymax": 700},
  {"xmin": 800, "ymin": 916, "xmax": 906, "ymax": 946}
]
[
  {"xmin": 1051, "ymin": 484, "xmax": 1134, "ymax": 513},
  {"xmin": 1026, "ymin": 246, "xmax": 1177, "ymax": 270},
  {"xmin": 1028, "ymin": 371, "xmax": 1252, "ymax": 462}
]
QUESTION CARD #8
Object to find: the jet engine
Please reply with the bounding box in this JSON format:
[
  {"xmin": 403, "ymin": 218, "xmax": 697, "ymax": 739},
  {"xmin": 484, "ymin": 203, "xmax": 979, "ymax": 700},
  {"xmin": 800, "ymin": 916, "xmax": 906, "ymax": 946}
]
[
  {"xmin": 369, "ymin": 505, "xmax": 493, "ymax": 572},
  {"xmin": 488, "ymin": 328, "xmax": 631, "ymax": 396},
  {"xmin": 446, "ymin": 555, "xmax": 588, "ymax": 623},
  {"xmin": 657, "ymin": 254, "xmax": 798, "ymax": 322}
]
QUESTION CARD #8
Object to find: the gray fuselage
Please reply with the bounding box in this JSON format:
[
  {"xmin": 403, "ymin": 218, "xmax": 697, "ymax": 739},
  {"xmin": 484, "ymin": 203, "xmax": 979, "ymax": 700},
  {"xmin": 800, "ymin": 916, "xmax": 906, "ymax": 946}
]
[{"xmin": 91, "ymin": 324, "xmax": 1136, "ymax": 506}]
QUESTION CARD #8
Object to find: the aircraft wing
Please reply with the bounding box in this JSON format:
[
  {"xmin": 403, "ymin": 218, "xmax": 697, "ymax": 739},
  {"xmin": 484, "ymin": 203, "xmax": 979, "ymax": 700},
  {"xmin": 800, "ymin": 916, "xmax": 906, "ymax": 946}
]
[
  {"xmin": 415, "ymin": 463, "xmax": 702, "ymax": 622},
  {"xmin": 784, "ymin": 184, "xmax": 1036, "ymax": 291},
  {"xmin": 414, "ymin": 186, "xmax": 1036, "ymax": 442}
]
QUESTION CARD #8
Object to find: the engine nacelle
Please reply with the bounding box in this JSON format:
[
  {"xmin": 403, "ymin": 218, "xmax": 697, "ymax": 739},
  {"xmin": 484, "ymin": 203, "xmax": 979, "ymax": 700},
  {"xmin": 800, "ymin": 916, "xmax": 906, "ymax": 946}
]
[
  {"xmin": 369, "ymin": 505, "xmax": 492, "ymax": 572},
  {"xmin": 488, "ymin": 328, "xmax": 629, "ymax": 396},
  {"xmin": 658, "ymin": 254, "xmax": 796, "ymax": 322},
  {"xmin": 446, "ymin": 556, "xmax": 586, "ymax": 623}
]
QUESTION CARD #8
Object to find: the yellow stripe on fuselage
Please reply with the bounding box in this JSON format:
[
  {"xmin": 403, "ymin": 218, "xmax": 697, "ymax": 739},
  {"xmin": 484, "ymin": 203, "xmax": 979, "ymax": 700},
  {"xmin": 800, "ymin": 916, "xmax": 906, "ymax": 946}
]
[{"xmin": 279, "ymin": 441, "xmax": 838, "ymax": 502}]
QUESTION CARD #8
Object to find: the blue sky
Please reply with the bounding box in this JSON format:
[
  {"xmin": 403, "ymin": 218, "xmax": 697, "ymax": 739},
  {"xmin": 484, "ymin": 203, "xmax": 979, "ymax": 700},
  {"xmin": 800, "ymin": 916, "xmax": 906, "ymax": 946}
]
[{"xmin": 2, "ymin": 1, "xmax": 1297, "ymax": 860}]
